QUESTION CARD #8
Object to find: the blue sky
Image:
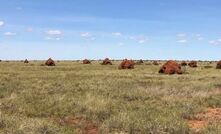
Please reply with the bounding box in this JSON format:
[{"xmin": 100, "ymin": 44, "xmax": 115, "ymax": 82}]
[{"xmin": 0, "ymin": 0, "xmax": 221, "ymax": 60}]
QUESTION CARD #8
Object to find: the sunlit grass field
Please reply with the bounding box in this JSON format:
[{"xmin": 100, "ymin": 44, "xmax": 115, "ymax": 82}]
[{"xmin": 0, "ymin": 61, "xmax": 221, "ymax": 134}]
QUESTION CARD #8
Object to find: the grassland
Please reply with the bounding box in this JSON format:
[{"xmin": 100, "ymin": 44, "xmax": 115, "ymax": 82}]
[{"xmin": 0, "ymin": 61, "xmax": 221, "ymax": 134}]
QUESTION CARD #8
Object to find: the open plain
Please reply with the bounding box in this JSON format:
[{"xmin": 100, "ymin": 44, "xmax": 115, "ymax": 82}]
[{"xmin": 0, "ymin": 60, "xmax": 220, "ymax": 134}]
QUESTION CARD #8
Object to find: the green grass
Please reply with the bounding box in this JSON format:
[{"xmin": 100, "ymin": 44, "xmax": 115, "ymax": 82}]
[{"xmin": 0, "ymin": 61, "xmax": 220, "ymax": 134}]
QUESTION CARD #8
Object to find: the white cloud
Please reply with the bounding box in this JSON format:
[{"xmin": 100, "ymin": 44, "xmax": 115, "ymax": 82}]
[
  {"xmin": 130, "ymin": 36, "xmax": 149, "ymax": 44},
  {"xmin": 197, "ymin": 37, "xmax": 204, "ymax": 41},
  {"xmin": 56, "ymin": 37, "xmax": 61, "ymax": 41},
  {"xmin": 195, "ymin": 34, "xmax": 201, "ymax": 37},
  {"xmin": 176, "ymin": 33, "xmax": 186, "ymax": 37},
  {"xmin": 138, "ymin": 40, "xmax": 146, "ymax": 44},
  {"xmin": 46, "ymin": 30, "xmax": 62, "ymax": 36},
  {"xmin": 45, "ymin": 30, "xmax": 63, "ymax": 41},
  {"xmin": 193, "ymin": 34, "xmax": 204, "ymax": 41},
  {"xmin": 45, "ymin": 37, "xmax": 53, "ymax": 40},
  {"xmin": 0, "ymin": 21, "xmax": 4, "ymax": 27},
  {"xmin": 45, "ymin": 37, "xmax": 61, "ymax": 41},
  {"xmin": 80, "ymin": 32, "xmax": 95, "ymax": 40},
  {"xmin": 90, "ymin": 37, "xmax": 96, "ymax": 41},
  {"xmin": 80, "ymin": 32, "xmax": 91, "ymax": 37},
  {"xmin": 112, "ymin": 32, "xmax": 122, "ymax": 36},
  {"xmin": 209, "ymin": 40, "xmax": 216, "ymax": 45},
  {"xmin": 209, "ymin": 39, "xmax": 221, "ymax": 45},
  {"xmin": 27, "ymin": 28, "xmax": 33, "ymax": 32},
  {"xmin": 4, "ymin": 32, "xmax": 17, "ymax": 36},
  {"xmin": 177, "ymin": 39, "xmax": 187, "ymax": 43},
  {"xmin": 118, "ymin": 42, "xmax": 124, "ymax": 46}
]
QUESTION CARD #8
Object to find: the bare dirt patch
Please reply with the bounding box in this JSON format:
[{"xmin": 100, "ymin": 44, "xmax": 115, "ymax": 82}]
[
  {"xmin": 188, "ymin": 120, "xmax": 207, "ymax": 131},
  {"xmin": 187, "ymin": 108, "xmax": 221, "ymax": 132},
  {"xmin": 53, "ymin": 116, "xmax": 98, "ymax": 134}
]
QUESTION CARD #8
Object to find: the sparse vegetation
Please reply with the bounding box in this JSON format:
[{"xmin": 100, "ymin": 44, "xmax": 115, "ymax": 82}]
[{"xmin": 0, "ymin": 61, "xmax": 220, "ymax": 133}]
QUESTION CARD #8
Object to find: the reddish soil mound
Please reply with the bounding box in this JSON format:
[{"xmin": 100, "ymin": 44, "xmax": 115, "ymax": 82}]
[
  {"xmin": 159, "ymin": 60, "xmax": 182, "ymax": 74},
  {"xmin": 181, "ymin": 61, "xmax": 187, "ymax": 66},
  {"xmin": 24, "ymin": 59, "xmax": 29, "ymax": 63},
  {"xmin": 45, "ymin": 58, "xmax": 55, "ymax": 66},
  {"xmin": 188, "ymin": 61, "xmax": 197, "ymax": 68},
  {"xmin": 187, "ymin": 108, "xmax": 221, "ymax": 132},
  {"xmin": 119, "ymin": 59, "xmax": 135, "ymax": 69},
  {"xmin": 83, "ymin": 59, "xmax": 91, "ymax": 64},
  {"xmin": 216, "ymin": 60, "xmax": 221, "ymax": 69},
  {"xmin": 54, "ymin": 116, "xmax": 98, "ymax": 134},
  {"xmin": 101, "ymin": 58, "xmax": 112, "ymax": 65},
  {"xmin": 153, "ymin": 61, "xmax": 159, "ymax": 65}
]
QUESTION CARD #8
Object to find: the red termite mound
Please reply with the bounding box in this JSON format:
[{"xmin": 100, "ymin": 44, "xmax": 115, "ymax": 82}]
[
  {"xmin": 101, "ymin": 58, "xmax": 112, "ymax": 65},
  {"xmin": 153, "ymin": 61, "xmax": 159, "ymax": 65},
  {"xmin": 118, "ymin": 59, "xmax": 135, "ymax": 69},
  {"xmin": 216, "ymin": 60, "xmax": 221, "ymax": 69},
  {"xmin": 159, "ymin": 60, "xmax": 182, "ymax": 74},
  {"xmin": 188, "ymin": 61, "xmax": 197, "ymax": 68},
  {"xmin": 45, "ymin": 58, "xmax": 55, "ymax": 66},
  {"xmin": 136, "ymin": 59, "xmax": 144, "ymax": 65},
  {"xmin": 181, "ymin": 61, "xmax": 187, "ymax": 66},
  {"xmin": 83, "ymin": 59, "xmax": 91, "ymax": 64},
  {"xmin": 24, "ymin": 59, "xmax": 29, "ymax": 63}
]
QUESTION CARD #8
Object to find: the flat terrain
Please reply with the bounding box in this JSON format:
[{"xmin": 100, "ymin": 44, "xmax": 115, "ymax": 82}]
[{"xmin": 0, "ymin": 61, "xmax": 221, "ymax": 134}]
